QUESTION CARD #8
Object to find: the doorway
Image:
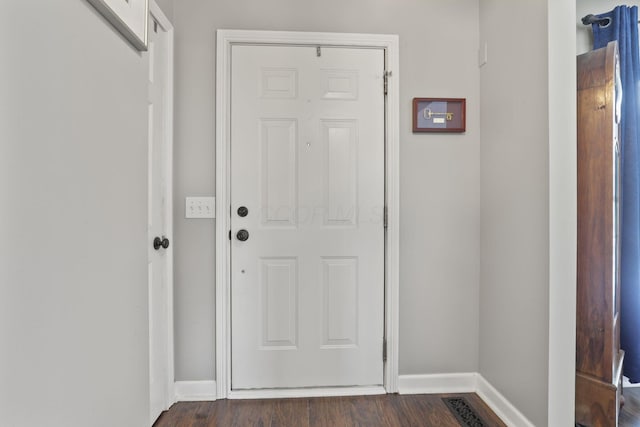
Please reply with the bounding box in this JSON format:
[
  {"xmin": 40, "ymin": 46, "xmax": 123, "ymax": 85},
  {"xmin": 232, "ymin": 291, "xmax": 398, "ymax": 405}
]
[{"xmin": 215, "ymin": 30, "xmax": 400, "ymax": 399}]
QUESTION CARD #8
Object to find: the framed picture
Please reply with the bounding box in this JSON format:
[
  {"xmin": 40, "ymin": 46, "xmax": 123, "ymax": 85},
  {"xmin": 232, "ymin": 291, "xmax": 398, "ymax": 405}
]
[
  {"xmin": 87, "ymin": 0, "xmax": 149, "ymax": 51},
  {"xmin": 413, "ymin": 98, "xmax": 466, "ymax": 133}
]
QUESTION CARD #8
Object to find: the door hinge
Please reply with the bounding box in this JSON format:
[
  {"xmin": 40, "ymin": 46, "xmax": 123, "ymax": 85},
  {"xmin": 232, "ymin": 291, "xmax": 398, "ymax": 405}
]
[
  {"xmin": 229, "ymin": 230, "xmax": 231, "ymax": 241},
  {"xmin": 383, "ymin": 70, "xmax": 392, "ymax": 95},
  {"xmin": 383, "ymin": 338, "xmax": 387, "ymax": 362},
  {"xmin": 383, "ymin": 206, "xmax": 388, "ymax": 229}
]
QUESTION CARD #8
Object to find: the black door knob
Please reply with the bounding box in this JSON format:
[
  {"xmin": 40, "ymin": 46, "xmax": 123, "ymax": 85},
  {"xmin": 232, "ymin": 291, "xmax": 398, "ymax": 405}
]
[
  {"xmin": 237, "ymin": 206, "xmax": 249, "ymax": 217},
  {"xmin": 236, "ymin": 229, "xmax": 249, "ymax": 241},
  {"xmin": 161, "ymin": 237, "xmax": 170, "ymax": 249},
  {"xmin": 153, "ymin": 236, "xmax": 170, "ymax": 250}
]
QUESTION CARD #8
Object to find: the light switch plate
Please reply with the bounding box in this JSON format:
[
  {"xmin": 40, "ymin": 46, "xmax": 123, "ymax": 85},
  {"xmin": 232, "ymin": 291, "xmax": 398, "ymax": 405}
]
[
  {"xmin": 185, "ymin": 196, "xmax": 215, "ymax": 219},
  {"xmin": 478, "ymin": 42, "xmax": 488, "ymax": 67}
]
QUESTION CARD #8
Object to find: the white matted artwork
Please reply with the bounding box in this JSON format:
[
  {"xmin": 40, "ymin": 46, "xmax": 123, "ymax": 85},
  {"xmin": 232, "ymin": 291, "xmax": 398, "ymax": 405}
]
[{"xmin": 87, "ymin": 0, "xmax": 149, "ymax": 51}]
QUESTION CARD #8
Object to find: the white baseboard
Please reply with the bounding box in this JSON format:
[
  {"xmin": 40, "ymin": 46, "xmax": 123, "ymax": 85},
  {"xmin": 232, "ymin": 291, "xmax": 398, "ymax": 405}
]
[
  {"xmin": 398, "ymin": 373, "xmax": 476, "ymax": 394},
  {"xmin": 176, "ymin": 374, "xmax": 534, "ymax": 426},
  {"xmin": 174, "ymin": 380, "xmax": 217, "ymax": 402},
  {"xmin": 624, "ymin": 376, "xmax": 640, "ymax": 388},
  {"xmin": 398, "ymin": 373, "xmax": 534, "ymax": 427},
  {"xmin": 229, "ymin": 386, "xmax": 385, "ymax": 400},
  {"xmin": 476, "ymin": 374, "xmax": 535, "ymax": 427}
]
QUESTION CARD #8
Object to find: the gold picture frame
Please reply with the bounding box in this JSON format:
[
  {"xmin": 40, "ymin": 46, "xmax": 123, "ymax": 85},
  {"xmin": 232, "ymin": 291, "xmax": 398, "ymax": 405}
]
[{"xmin": 413, "ymin": 98, "xmax": 466, "ymax": 133}]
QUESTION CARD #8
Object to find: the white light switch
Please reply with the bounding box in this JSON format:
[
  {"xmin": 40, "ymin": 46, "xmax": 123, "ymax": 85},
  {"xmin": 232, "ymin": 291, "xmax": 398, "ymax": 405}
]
[
  {"xmin": 478, "ymin": 42, "xmax": 488, "ymax": 67},
  {"xmin": 185, "ymin": 196, "xmax": 215, "ymax": 219}
]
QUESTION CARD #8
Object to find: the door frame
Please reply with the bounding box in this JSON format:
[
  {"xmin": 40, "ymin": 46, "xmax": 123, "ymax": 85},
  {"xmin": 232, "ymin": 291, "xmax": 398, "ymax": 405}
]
[
  {"xmin": 215, "ymin": 29, "xmax": 399, "ymax": 399},
  {"xmin": 148, "ymin": 0, "xmax": 175, "ymax": 415}
]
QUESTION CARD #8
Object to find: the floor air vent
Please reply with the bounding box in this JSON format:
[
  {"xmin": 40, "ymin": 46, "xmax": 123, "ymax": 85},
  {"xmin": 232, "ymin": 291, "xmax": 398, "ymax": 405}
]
[{"xmin": 442, "ymin": 397, "xmax": 486, "ymax": 427}]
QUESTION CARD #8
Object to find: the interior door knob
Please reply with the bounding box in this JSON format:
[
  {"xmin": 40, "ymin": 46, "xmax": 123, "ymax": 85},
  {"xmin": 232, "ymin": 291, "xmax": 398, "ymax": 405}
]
[
  {"xmin": 153, "ymin": 236, "xmax": 170, "ymax": 250},
  {"xmin": 236, "ymin": 229, "xmax": 249, "ymax": 241}
]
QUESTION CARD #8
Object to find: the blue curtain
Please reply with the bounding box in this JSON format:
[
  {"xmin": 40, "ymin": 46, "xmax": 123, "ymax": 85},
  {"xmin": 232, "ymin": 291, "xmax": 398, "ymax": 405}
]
[{"xmin": 592, "ymin": 5, "xmax": 640, "ymax": 383}]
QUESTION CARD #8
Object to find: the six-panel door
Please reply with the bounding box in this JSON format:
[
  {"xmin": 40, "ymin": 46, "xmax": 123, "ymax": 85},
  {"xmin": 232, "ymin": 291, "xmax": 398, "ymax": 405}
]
[{"xmin": 230, "ymin": 45, "xmax": 385, "ymax": 389}]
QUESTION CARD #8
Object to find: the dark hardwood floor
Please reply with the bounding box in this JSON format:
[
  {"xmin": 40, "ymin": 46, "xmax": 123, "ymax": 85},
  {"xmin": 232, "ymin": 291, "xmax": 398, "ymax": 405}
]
[
  {"xmin": 153, "ymin": 393, "xmax": 506, "ymax": 427},
  {"xmin": 621, "ymin": 387, "xmax": 640, "ymax": 426}
]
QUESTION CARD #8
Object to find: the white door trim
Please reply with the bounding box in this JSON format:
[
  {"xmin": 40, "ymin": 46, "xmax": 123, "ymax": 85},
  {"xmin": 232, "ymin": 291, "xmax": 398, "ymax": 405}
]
[
  {"xmin": 215, "ymin": 29, "xmax": 400, "ymax": 399},
  {"xmin": 149, "ymin": 0, "xmax": 175, "ymax": 413}
]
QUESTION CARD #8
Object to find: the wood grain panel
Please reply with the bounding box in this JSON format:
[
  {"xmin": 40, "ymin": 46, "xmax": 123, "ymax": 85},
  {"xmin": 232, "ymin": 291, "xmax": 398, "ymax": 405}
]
[
  {"xmin": 576, "ymin": 40, "xmax": 624, "ymax": 427},
  {"xmin": 153, "ymin": 393, "xmax": 507, "ymax": 427}
]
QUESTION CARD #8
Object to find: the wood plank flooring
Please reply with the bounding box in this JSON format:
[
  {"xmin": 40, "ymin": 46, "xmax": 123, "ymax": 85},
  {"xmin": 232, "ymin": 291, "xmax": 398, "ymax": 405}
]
[
  {"xmin": 621, "ymin": 387, "xmax": 640, "ymax": 426},
  {"xmin": 153, "ymin": 393, "xmax": 507, "ymax": 427}
]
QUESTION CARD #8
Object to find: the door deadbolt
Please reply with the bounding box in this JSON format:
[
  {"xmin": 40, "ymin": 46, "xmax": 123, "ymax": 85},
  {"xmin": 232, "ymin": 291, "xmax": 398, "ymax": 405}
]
[
  {"xmin": 236, "ymin": 229, "xmax": 249, "ymax": 241},
  {"xmin": 237, "ymin": 206, "xmax": 249, "ymax": 217}
]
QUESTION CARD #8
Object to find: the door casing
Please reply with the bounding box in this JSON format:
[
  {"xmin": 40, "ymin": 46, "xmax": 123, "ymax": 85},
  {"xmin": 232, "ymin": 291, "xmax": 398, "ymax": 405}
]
[{"xmin": 215, "ymin": 29, "xmax": 400, "ymax": 399}]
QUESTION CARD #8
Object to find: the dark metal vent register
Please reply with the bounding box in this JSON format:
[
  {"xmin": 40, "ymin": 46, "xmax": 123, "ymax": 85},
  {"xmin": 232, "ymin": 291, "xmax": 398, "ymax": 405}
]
[{"xmin": 442, "ymin": 397, "xmax": 486, "ymax": 427}]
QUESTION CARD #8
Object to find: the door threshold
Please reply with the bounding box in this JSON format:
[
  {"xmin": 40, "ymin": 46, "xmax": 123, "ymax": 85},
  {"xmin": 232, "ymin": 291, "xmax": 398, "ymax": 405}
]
[{"xmin": 228, "ymin": 385, "xmax": 385, "ymax": 400}]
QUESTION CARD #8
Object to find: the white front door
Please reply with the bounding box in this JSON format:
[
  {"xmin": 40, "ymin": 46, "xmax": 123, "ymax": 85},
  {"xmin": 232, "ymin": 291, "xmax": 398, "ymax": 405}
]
[
  {"xmin": 147, "ymin": 12, "xmax": 171, "ymax": 423},
  {"xmin": 230, "ymin": 44, "xmax": 385, "ymax": 390}
]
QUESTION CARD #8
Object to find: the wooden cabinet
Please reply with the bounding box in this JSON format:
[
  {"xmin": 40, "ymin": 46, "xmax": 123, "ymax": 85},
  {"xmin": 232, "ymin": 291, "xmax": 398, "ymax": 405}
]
[{"xmin": 576, "ymin": 41, "xmax": 625, "ymax": 427}]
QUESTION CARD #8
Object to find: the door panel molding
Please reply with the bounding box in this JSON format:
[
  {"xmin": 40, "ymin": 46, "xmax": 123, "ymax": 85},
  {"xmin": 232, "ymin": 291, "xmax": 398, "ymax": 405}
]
[{"xmin": 215, "ymin": 29, "xmax": 400, "ymax": 399}]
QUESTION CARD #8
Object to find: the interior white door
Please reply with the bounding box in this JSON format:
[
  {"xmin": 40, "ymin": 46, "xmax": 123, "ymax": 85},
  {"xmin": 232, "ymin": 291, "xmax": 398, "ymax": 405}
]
[
  {"xmin": 147, "ymin": 15, "xmax": 170, "ymax": 423},
  {"xmin": 231, "ymin": 45, "xmax": 385, "ymax": 389}
]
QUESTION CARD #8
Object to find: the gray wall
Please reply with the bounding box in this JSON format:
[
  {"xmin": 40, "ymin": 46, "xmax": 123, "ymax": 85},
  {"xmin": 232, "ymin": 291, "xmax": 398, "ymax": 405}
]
[
  {"xmin": 155, "ymin": 0, "xmax": 174, "ymax": 22},
  {"xmin": 547, "ymin": 0, "xmax": 577, "ymax": 424},
  {"xmin": 172, "ymin": 0, "xmax": 481, "ymax": 380},
  {"xmin": 479, "ymin": 1, "xmax": 550, "ymax": 426},
  {"xmin": 0, "ymin": 2, "xmax": 150, "ymax": 426}
]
